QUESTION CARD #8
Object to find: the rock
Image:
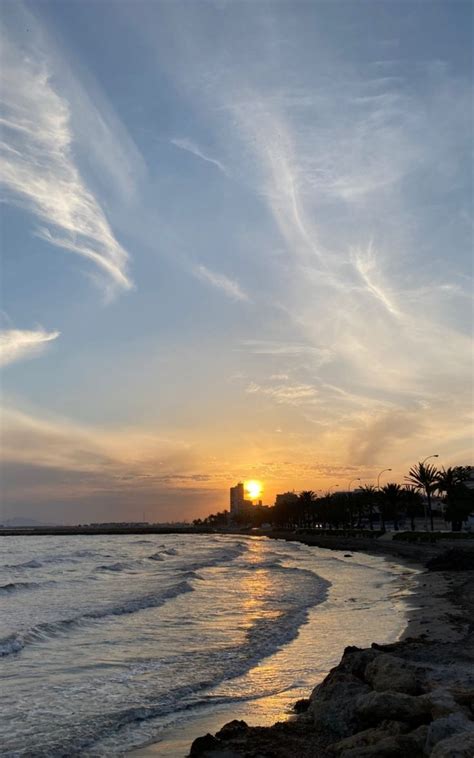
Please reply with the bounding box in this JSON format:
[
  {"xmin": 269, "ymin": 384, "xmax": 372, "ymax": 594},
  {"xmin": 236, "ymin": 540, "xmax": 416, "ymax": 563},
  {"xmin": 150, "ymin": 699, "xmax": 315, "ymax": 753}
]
[
  {"xmin": 428, "ymin": 687, "xmax": 463, "ymax": 719},
  {"xmin": 335, "ymin": 646, "xmax": 381, "ymax": 680},
  {"xmin": 189, "ymin": 733, "xmax": 222, "ymax": 755},
  {"xmin": 364, "ymin": 654, "xmax": 421, "ymax": 694},
  {"xmin": 293, "ymin": 698, "xmax": 310, "ymax": 713},
  {"xmin": 332, "ymin": 720, "xmax": 408, "ymax": 753},
  {"xmin": 336, "ymin": 735, "xmax": 403, "ymax": 757},
  {"xmin": 215, "ymin": 720, "xmax": 249, "ymax": 740},
  {"xmin": 425, "ymin": 714, "xmax": 474, "ymax": 753},
  {"xmin": 409, "ymin": 724, "xmax": 429, "ymax": 750},
  {"xmin": 450, "ymin": 686, "xmax": 474, "ymax": 712},
  {"xmin": 430, "ymin": 730, "xmax": 474, "ymax": 757},
  {"xmin": 354, "ymin": 691, "xmax": 431, "ymax": 726},
  {"xmin": 335, "ymin": 726, "xmax": 428, "ymax": 757},
  {"xmin": 311, "ymin": 670, "xmax": 371, "ymax": 737}
]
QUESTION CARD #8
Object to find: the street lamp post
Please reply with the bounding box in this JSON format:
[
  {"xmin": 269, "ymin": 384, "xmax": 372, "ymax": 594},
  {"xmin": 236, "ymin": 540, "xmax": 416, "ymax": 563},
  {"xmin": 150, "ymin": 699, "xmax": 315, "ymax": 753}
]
[
  {"xmin": 348, "ymin": 478, "xmax": 361, "ymax": 493},
  {"xmin": 327, "ymin": 485, "xmax": 339, "ymax": 494},
  {"xmin": 420, "ymin": 455, "xmax": 439, "ymax": 531},
  {"xmin": 377, "ymin": 468, "xmax": 392, "ymax": 490},
  {"xmin": 422, "ymin": 455, "xmax": 439, "ymax": 465}
]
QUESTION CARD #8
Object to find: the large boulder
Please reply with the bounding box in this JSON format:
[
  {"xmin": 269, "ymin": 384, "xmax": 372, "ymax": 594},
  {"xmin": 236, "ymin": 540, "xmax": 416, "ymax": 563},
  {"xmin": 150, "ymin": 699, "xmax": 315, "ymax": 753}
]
[
  {"xmin": 215, "ymin": 720, "xmax": 249, "ymax": 740},
  {"xmin": 333, "ymin": 728, "xmax": 427, "ymax": 757},
  {"xmin": 311, "ymin": 670, "xmax": 371, "ymax": 737},
  {"xmin": 189, "ymin": 733, "xmax": 222, "ymax": 755},
  {"xmin": 331, "ymin": 720, "xmax": 408, "ymax": 754},
  {"xmin": 450, "ymin": 686, "xmax": 474, "ymax": 713},
  {"xmin": 336, "ymin": 646, "xmax": 381, "ymax": 679},
  {"xmin": 428, "ymin": 688, "xmax": 466, "ymax": 719},
  {"xmin": 354, "ymin": 691, "xmax": 431, "ymax": 726},
  {"xmin": 425, "ymin": 714, "xmax": 474, "ymax": 754},
  {"xmin": 364, "ymin": 654, "xmax": 422, "ymax": 695},
  {"xmin": 430, "ymin": 730, "xmax": 474, "ymax": 757}
]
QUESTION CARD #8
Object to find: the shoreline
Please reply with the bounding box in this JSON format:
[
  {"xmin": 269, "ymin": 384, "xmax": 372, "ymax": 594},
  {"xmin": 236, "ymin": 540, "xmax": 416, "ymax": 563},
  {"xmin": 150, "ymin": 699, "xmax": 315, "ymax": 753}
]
[
  {"xmin": 185, "ymin": 537, "xmax": 474, "ymax": 757},
  {"xmin": 129, "ymin": 536, "xmax": 471, "ymax": 757},
  {"xmin": 130, "ymin": 543, "xmax": 414, "ymax": 757}
]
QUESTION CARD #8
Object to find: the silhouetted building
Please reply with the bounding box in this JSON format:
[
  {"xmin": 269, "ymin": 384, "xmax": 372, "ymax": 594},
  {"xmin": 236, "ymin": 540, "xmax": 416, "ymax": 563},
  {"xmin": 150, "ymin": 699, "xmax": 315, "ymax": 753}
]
[
  {"xmin": 230, "ymin": 482, "xmax": 245, "ymax": 516},
  {"xmin": 275, "ymin": 492, "xmax": 299, "ymax": 508}
]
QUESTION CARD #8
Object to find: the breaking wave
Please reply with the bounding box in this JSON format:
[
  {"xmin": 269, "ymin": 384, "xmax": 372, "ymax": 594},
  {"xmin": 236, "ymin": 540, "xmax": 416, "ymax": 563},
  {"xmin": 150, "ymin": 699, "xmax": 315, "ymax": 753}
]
[{"xmin": 0, "ymin": 580, "xmax": 194, "ymax": 658}]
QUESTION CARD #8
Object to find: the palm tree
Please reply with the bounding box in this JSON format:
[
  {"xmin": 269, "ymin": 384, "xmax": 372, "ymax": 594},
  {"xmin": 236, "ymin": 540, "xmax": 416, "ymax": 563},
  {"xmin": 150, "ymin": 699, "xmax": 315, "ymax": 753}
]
[
  {"xmin": 405, "ymin": 462, "xmax": 439, "ymax": 531},
  {"xmin": 401, "ymin": 486, "xmax": 424, "ymax": 531},
  {"xmin": 298, "ymin": 490, "xmax": 316, "ymax": 528},
  {"xmin": 358, "ymin": 485, "xmax": 378, "ymax": 530},
  {"xmin": 436, "ymin": 466, "xmax": 471, "ymax": 497},
  {"xmin": 380, "ymin": 483, "xmax": 403, "ymax": 531},
  {"xmin": 436, "ymin": 467, "xmax": 472, "ymax": 531}
]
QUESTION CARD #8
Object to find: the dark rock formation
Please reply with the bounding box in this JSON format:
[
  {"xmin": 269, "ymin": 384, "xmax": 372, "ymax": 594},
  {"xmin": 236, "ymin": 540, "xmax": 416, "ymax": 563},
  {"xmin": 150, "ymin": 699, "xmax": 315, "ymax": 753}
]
[{"xmin": 190, "ymin": 733, "xmax": 222, "ymax": 755}]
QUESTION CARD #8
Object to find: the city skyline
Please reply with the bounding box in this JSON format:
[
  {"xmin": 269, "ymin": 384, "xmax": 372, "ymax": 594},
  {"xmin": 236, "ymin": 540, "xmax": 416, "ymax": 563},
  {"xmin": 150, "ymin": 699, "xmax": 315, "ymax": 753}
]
[{"xmin": 1, "ymin": 1, "xmax": 472, "ymax": 523}]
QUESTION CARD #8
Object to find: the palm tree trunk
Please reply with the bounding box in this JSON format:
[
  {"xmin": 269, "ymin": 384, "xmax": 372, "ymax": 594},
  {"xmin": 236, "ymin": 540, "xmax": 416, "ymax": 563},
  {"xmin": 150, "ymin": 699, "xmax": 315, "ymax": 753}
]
[{"xmin": 427, "ymin": 491, "xmax": 434, "ymax": 531}]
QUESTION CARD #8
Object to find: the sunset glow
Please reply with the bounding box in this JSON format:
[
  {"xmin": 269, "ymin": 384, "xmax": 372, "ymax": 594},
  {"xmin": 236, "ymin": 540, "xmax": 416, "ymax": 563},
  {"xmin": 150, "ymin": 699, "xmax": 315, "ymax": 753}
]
[
  {"xmin": 0, "ymin": 2, "xmax": 471, "ymax": 525},
  {"xmin": 245, "ymin": 480, "xmax": 263, "ymax": 501}
]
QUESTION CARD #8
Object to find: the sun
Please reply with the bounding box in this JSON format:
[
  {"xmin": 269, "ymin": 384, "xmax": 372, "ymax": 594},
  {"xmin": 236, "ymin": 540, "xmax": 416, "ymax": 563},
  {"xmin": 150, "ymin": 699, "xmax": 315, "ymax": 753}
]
[{"xmin": 245, "ymin": 480, "xmax": 263, "ymax": 501}]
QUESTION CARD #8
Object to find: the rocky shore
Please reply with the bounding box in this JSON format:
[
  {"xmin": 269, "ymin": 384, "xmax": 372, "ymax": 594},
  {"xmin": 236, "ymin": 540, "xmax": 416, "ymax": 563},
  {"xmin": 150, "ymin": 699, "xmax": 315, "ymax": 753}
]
[{"xmin": 189, "ymin": 543, "xmax": 474, "ymax": 758}]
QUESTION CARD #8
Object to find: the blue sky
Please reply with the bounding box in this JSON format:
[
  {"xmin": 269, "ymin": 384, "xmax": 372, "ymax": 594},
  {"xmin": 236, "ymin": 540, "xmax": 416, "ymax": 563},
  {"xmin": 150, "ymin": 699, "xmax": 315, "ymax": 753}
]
[{"xmin": 1, "ymin": 0, "xmax": 472, "ymax": 523}]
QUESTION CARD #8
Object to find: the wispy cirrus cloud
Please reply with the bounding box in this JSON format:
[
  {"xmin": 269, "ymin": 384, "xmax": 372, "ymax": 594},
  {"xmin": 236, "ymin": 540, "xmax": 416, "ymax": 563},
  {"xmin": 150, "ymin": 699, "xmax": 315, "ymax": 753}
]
[
  {"xmin": 171, "ymin": 137, "xmax": 228, "ymax": 175},
  {"xmin": 0, "ymin": 35, "xmax": 132, "ymax": 299},
  {"xmin": 192, "ymin": 264, "xmax": 249, "ymax": 301},
  {"xmin": 0, "ymin": 328, "xmax": 60, "ymax": 367},
  {"xmin": 246, "ymin": 381, "xmax": 319, "ymax": 404},
  {"xmin": 240, "ymin": 339, "xmax": 332, "ymax": 360}
]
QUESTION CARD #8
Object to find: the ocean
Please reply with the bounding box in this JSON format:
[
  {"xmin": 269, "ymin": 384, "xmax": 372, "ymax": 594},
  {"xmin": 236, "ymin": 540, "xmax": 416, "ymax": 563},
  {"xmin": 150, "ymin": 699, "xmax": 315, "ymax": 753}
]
[{"xmin": 0, "ymin": 534, "xmax": 417, "ymax": 755}]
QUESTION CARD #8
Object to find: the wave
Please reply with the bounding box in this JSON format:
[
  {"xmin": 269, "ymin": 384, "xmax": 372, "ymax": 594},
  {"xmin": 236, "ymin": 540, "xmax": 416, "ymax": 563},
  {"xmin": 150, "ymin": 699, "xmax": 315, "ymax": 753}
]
[
  {"xmin": 0, "ymin": 581, "xmax": 53, "ymax": 595},
  {"xmin": 179, "ymin": 570, "xmax": 204, "ymax": 580},
  {"xmin": 147, "ymin": 547, "xmax": 178, "ymax": 561},
  {"xmin": 95, "ymin": 562, "xmax": 135, "ymax": 572},
  {"xmin": 179, "ymin": 543, "xmax": 248, "ymax": 572},
  {"xmin": 5, "ymin": 559, "xmax": 43, "ymax": 570},
  {"xmin": 4, "ymin": 553, "xmax": 87, "ymax": 570},
  {"xmin": 0, "ymin": 581, "xmax": 194, "ymax": 658},
  {"xmin": 70, "ymin": 549, "xmax": 102, "ymax": 559},
  {"xmin": 33, "ymin": 568, "xmax": 330, "ymax": 756}
]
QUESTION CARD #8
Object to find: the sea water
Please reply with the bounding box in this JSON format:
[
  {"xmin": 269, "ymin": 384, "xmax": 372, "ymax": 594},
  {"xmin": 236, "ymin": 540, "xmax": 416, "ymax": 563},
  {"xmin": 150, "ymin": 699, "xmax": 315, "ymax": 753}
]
[{"xmin": 0, "ymin": 534, "xmax": 417, "ymax": 755}]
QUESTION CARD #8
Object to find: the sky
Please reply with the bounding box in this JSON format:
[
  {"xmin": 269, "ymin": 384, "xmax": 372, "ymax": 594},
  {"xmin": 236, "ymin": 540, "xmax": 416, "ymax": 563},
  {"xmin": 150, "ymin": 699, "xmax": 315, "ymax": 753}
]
[{"xmin": 0, "ymin": 0, "xmax": 472, "ymax": 524}]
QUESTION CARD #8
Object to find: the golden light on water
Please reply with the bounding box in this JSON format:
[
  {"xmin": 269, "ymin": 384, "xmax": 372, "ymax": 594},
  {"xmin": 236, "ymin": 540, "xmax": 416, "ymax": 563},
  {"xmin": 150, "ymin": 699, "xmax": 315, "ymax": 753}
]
[{"xmin": 245, "ymin": 480, "xmax": 263, "ymax": 500}]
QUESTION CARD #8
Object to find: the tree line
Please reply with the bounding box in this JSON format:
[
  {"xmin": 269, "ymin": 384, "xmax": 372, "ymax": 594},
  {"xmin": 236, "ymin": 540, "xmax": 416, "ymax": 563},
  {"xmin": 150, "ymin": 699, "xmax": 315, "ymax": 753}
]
[{"xmin": 194, "ymin": 464, "xmax": 473, "ymax": 532}]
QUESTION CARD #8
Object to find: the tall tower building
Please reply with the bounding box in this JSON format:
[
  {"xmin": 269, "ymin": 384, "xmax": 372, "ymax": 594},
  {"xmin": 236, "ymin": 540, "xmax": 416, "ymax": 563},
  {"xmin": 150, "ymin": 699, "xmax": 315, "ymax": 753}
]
[{"xmin": 230, "ymin": 482, "xmax": 245, "ymax": 516}]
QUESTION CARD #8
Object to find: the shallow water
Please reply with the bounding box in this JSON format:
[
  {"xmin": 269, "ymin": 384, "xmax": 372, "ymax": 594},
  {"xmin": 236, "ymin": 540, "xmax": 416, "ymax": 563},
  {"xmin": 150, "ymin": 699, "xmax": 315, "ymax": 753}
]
[{"xmin": 0, "ymin": 534, "xmax": 417, "ymax": 755}]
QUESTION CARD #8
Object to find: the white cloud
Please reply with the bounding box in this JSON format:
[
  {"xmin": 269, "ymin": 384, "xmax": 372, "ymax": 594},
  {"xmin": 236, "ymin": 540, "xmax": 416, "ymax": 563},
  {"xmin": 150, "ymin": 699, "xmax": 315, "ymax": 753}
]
[
  {"xmin": 0, "ymin": 35, "xmax": 132, "ymax": 298},
  {"xmin": 246, "ymin": 381, "xmax": 319, "ymax": 404},
  {"xmin": 171, "ymin": 137, "xmax": 228, "ymax": 175},
  {"xmin": 193, "ymin": 264, "xmax": 249, "ymax": 301},
  {"xmin": 0, "ymin": 328, "xmax": 60, "ymax": 367},
  {"xmin": 241, "ymin": 339, "xmax": 332, "ymax": 360},
  {"xmin": 351, "ymin": 241, "xmax": 400, "ymax": 317}
]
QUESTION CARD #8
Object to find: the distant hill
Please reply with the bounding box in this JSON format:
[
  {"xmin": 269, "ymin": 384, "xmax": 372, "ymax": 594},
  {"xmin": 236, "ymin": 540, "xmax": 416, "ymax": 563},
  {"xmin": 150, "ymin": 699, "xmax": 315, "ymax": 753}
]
[{"xmin": 2, "ymin": 517, "xmax": 51, "ymax": 527}]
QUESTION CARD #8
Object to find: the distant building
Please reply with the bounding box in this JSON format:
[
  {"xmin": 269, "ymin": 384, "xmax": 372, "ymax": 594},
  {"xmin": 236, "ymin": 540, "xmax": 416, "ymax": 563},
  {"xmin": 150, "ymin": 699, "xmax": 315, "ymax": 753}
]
[
  {"xmin": 275, "ymin": 492, "xmax": 299, "ymax": 508},
  {"xmin": 230, "ymin": 482, "xmax": 245, "ymax": 516}
]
